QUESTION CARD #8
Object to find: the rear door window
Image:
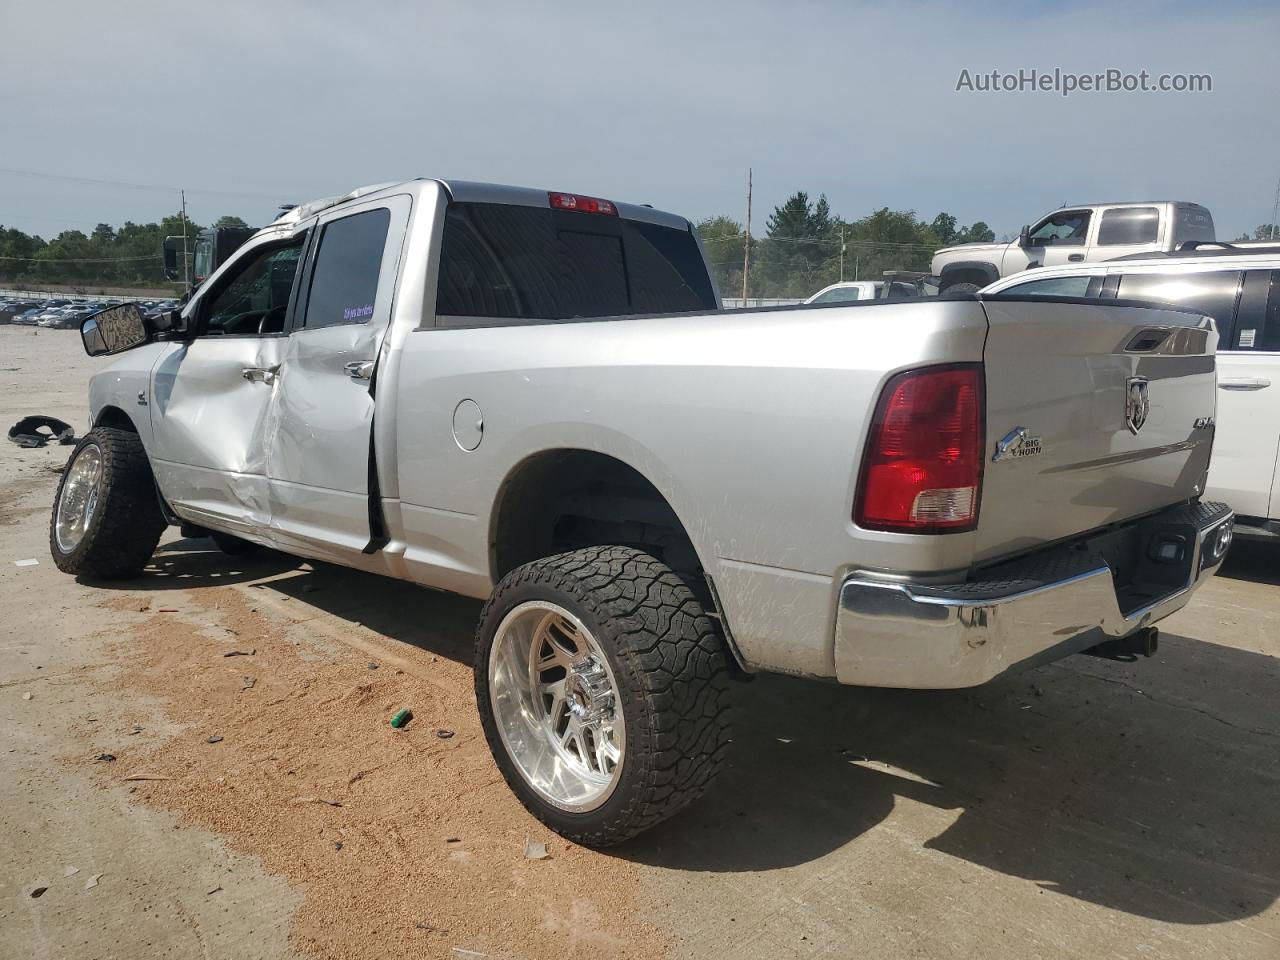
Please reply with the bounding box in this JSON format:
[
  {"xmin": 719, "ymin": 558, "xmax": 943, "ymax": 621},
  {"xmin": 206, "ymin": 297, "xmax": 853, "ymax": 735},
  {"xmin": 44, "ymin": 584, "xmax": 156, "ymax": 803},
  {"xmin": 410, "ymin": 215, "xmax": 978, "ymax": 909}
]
[
  {"xmin": 300, "ymin": 208, "xmax": 391, "ymax": 330},
  {"xmin": 1116, "ymin": 270, "xmax": 1242, "ymax": 345},
  {"xmin": 1234, "ymin": 270, "xmax": 1280, "ymax": 352},
  {"xmin": 1096, "ymin": 207, "xmax": 1159, "ymax": 245},
  {"xmin": 435, "ymin": 202, "xmax": 716, "ymax": 323},
  {"xmin": 1003, "ymin": 275, "xmax": 1101, "ymax": 298}
]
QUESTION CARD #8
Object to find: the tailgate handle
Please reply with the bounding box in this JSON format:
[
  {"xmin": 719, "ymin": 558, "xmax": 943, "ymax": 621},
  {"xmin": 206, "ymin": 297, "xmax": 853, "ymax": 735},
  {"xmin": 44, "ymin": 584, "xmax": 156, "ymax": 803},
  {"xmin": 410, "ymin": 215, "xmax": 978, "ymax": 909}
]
[
  {"xmin": 1126, "ymin": 328, "xmax": 1172, "ymax": 352},
  {"xmin": 1219, "ymin": 378, "xmax": 1271, "ymax": 391}
]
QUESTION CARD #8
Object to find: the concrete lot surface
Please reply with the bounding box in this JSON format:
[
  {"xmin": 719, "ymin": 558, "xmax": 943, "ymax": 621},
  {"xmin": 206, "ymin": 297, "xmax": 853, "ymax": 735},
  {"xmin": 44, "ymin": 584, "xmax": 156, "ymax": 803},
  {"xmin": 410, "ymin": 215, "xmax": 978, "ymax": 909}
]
[{"xmin": 1, "ymin": 326, "xmax": 1277, "ymax": 959}]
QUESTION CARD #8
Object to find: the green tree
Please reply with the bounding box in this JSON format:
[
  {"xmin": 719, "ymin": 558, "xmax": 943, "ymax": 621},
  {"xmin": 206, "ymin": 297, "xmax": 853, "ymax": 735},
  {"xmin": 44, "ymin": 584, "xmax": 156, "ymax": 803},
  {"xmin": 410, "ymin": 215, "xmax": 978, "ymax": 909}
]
[{"xmin": 214, "ymin": 215, "xmax": 250, "ymax": 229}]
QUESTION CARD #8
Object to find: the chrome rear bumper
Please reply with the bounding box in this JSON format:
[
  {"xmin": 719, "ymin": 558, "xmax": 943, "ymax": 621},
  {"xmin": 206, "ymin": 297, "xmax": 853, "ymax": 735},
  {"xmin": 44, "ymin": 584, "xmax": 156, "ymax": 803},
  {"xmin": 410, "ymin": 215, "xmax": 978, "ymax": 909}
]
[{"xmin": 834, "ymin": 502, "xmax": 1233, "ymax": 688}]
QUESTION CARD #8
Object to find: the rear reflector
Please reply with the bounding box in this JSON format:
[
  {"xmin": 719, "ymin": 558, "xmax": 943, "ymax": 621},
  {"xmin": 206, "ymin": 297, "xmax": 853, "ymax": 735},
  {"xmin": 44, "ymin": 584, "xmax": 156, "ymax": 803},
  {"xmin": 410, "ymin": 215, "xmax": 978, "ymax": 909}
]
[
  {"xmin": 548, "ymin": 192, "xmax": 618, "ymax": 216},
  {"xmin": 855, "ymin": 364, "xmax": 984, "ymax": 533}
]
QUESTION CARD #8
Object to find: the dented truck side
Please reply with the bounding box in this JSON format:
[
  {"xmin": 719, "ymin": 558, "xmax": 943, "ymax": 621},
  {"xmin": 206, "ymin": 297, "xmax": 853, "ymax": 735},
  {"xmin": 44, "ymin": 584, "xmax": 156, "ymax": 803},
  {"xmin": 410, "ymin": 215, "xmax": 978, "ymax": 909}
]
[{"xmin": 55, "ymin": 178, "xmax": 1232, "ymax": 845}]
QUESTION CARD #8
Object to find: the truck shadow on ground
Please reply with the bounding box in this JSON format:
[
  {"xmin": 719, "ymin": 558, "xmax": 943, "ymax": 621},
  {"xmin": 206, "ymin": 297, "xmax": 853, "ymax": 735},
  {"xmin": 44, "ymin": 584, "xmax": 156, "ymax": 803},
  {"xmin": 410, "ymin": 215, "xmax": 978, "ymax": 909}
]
[{"xmin": 110, "ymin": 536, "xmax": 1279, "ymax": 927}]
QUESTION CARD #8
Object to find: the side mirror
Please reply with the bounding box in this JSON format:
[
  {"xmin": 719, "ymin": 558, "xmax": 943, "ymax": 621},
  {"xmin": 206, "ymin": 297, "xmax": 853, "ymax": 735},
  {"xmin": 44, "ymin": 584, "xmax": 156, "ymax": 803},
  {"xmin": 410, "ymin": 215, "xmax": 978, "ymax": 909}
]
[
  {"xmin": 81, "ymin": 304, "xmax": 149, "ymax": 357},
  {"xmin": 1017, "ymin": 224, "xmax": 1031, "ymax": 248}
]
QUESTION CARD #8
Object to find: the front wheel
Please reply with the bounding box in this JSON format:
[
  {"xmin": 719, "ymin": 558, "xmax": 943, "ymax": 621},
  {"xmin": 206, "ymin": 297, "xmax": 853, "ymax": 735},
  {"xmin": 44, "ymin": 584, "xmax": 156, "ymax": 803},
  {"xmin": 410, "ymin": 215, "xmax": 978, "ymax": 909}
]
[
  {"xmin": 941, "ymin": 281, "xmax": 983, "ymax": 295},
  {"xmin": 49, "ymin": 427, "xmax": 166, "ymax": 578},
  {"xmin": 475, "ymin": 546, "xmax": 733, "ymax": 847}
]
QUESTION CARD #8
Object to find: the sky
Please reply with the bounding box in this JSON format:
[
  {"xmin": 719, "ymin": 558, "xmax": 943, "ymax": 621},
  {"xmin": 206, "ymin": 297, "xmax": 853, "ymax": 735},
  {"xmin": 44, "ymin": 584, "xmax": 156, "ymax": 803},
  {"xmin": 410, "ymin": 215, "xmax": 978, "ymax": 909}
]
[{"xmin": 1, "ymin": 0, "xmax": 1277, "ymax": 241}]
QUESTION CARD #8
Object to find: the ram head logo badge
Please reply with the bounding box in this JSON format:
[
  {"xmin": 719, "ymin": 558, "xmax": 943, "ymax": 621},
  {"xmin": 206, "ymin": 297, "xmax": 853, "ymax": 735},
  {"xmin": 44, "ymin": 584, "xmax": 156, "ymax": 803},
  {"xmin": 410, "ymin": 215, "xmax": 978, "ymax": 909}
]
[{"xmin": 1126, "ymin": 377, "xmax": 1150, "ymax": 434}]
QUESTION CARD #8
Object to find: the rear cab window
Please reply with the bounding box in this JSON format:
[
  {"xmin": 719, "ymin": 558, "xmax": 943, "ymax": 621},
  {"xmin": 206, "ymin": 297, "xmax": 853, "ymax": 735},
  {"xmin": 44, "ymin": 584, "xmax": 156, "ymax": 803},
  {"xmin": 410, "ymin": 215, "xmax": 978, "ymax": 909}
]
[{"xmin": 435, "ymin": 202, "xmax": 716, "ymax": 324}]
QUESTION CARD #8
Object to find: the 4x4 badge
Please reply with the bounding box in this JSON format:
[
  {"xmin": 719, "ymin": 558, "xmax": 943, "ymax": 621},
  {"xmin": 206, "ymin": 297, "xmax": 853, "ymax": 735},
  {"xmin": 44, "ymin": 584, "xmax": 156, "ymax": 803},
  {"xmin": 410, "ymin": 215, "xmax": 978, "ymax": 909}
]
[
  {"xmin": 992, "ymin": 426, "xmax": 1043, "ymax": 463},
  {"xmin": 1126, "ymin": 377, "xmax": 1150, "ymax": 434}
]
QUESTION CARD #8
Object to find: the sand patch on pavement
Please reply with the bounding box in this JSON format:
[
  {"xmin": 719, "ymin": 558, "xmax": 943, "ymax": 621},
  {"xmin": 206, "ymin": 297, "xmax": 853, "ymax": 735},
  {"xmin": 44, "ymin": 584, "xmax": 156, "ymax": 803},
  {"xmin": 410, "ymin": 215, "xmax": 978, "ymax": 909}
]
[{"xmin": 86, "ymin": 581, "xmax": 665, "ymax": 960}]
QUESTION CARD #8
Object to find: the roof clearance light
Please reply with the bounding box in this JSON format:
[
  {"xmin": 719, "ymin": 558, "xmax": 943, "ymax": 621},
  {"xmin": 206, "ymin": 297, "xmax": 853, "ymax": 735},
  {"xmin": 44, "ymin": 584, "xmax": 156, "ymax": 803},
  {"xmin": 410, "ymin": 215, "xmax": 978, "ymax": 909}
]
[{"xmin": 548, "ymin": 192, "xmax": 618, "ymax": 216}]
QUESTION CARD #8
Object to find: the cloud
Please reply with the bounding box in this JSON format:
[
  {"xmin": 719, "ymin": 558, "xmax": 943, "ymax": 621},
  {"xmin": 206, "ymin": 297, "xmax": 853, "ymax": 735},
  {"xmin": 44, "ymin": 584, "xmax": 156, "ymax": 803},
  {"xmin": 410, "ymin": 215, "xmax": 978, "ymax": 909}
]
[{"xmin": 1, "ymin": 0, "xmax": 1276, "ymax": 238}]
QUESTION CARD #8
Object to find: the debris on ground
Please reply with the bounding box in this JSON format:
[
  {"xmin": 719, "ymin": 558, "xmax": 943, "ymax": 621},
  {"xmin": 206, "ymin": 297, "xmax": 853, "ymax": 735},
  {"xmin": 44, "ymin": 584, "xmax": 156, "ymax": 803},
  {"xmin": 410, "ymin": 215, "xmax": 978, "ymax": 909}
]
[
  {"xmin": 206, "ymin": 886, "xmax": 223, "ymax": 896},
  {"xmin": 63, "ymin": 866, "xmax": 79, "ymax": 877},
  {"xmin": 122, "ymin": 773, "xmax": 173, "ymax": 782},
  {"xmin": 93, "ymin": 753, "xmax": 116, "ymax": 762},
  {"xmin": 30, "ymin": 886, "xmax": 48, "ymax": 898},
  {"xmin": 451, "ymin": 949, "xmax": 487, "ymax": 959},
  {"xmin": 158, "ymin": 608, "xmax": 179, "ymax": 614},
  {"xmin": 240, "ymin": 677, "xmax": 256, "ymax": 690},
  {"xmin": 7, "ymin": 415, "xmax": 75, "ymax": 448},
  {"xmin": 524, "ymin": 839, "xmax": 550, "ymax": 860},
  {"xmin": 390, "ymin": 708, "xmax": 413, "ymax": 729},
  {"xmin": 222, "ymin": 649, "xmax": 255, "ymax": 657},
  {"xmin": 206, "ymin": 735, "xmax": 224, "ymax": 744},
  {"xmin": 291, "ymin": 796, "xmax": 342, "ymax": 807},
  {"xmin": 85, "ymin": 873, "xmax": 103, "ymax": 889},
  {"xmin": 435, "ymin": 728, "xmax": 455, "ymax": 740},
  {"xmin": 334, "ymin": 842, "xmax": 344, "ymax": 851},
  {"xmin": 22, "ymin": 692, "xmax": 33, "ymax": 700},
  {"xmin": 14, "ymin": 558, "xmax": 38, "ymax": 568},
  {"xmin": 367, "ymin": 662, "xmax": 379, "ymax": 670},
  {"xmin": 127, "ymin": 725, "xmax": 142, "ymax": 735}
]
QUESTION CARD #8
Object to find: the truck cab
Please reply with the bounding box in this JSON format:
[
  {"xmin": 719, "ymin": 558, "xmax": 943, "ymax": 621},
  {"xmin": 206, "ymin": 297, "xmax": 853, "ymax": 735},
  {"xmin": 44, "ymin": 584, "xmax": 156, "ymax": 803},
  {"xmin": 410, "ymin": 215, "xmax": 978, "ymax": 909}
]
[{"xmin": 932, "ymin": 201, "xmax": 1215, "ymax": 293}]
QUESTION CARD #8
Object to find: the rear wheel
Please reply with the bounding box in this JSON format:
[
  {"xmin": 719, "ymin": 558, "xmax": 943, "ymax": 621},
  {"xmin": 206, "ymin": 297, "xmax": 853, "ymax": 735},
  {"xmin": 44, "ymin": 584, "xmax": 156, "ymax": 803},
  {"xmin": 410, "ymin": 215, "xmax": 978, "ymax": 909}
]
[
  {"xmin": 475, "ymin": 546, "xmax": 733, "ymax": 846},
  {"xmin": 49, "ymin": 427, "xmax": 165, "ymax": 578}
]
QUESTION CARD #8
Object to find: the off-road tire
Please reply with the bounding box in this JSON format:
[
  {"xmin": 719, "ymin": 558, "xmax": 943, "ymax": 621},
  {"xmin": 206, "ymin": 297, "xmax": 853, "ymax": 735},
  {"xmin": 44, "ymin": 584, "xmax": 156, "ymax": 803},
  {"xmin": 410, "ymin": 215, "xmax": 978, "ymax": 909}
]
[
  {"xmin": 210, "ymin": 531, "xmax": 261, "ymax": 556},
  {"xmin": 475, "ymin": 546, "xmax": 734, "ymax": 846},
  {"xmin": 941, "ymin": 281, "xmax": 983, "ymax": 295},
  {"xmin": 49, "ymin": 427, "xmax": 165, "ymax": 578}
]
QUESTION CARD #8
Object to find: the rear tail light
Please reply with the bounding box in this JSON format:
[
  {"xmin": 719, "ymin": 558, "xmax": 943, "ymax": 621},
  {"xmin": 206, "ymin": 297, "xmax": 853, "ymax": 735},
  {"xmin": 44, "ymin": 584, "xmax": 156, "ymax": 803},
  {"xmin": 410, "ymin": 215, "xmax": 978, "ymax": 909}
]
[
  {"xmin": 855, "ymin": 364, "xmax": 984, "ymax": 533},
  {"xmin": 548, "ymin": 192, "xmax": 618, "ymax": 216}
]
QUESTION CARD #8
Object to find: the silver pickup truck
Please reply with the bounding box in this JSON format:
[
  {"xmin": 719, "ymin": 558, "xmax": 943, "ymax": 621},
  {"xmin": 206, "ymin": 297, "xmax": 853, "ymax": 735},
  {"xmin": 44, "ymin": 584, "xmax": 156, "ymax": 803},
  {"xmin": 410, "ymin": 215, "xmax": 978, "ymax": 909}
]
[{"xmin": 50, "ymin": 178, "xmax": 1233, "ymax": 846}]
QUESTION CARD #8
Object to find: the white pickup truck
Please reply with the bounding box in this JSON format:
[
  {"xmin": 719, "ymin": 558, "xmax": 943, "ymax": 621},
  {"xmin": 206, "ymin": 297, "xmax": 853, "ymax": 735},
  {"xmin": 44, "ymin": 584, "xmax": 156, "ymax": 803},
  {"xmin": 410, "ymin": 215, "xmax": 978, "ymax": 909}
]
[
  {"xmin": 932, "ymin": 200, "xmax": 1216, "ymax": 293},
  {"xmin": 51, "ymin": 178, "xmax": 1233, "ymax": 845}
]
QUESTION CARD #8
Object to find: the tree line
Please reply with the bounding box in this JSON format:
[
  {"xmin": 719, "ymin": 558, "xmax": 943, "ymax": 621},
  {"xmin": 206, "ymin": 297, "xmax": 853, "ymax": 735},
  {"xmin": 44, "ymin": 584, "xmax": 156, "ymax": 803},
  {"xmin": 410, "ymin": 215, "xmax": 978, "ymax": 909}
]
[
  {"xmin": 0, "ymin": 214, "xmax": 249, "ymax": 291},
  {"xmin": 0, "ymin": 191, "xmax": 997, "ymax": 298},
  {"xmin": 698, "ymin": 191, "xmax": 994, "ymax": 299}
]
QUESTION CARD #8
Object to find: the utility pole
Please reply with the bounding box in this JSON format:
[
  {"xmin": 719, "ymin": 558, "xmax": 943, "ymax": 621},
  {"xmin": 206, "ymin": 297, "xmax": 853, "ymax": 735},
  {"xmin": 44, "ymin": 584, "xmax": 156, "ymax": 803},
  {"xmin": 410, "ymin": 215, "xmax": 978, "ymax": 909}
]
[
  {"xmin": 741, "ymin": 168, "xmax": 752, "ymax": 304},
  {"xmin": 839, "ymin": 226, "xmax": 846, "ymax": 282},
  {"xmin": 1271, "ymin": 173, "xmax": 1280, "ymax": 240},
  {"xmin": 180, "ymin": 189, "xmax": 190, "ymax": 294}
]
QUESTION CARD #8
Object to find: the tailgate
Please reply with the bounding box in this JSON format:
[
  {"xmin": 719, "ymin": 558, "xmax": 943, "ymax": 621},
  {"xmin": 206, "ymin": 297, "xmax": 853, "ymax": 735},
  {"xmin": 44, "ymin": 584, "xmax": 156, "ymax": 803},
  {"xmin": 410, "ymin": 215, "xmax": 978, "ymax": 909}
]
[{"xmin": 975, "ymin": 296, "xmax": 1218, "ymax": 563}]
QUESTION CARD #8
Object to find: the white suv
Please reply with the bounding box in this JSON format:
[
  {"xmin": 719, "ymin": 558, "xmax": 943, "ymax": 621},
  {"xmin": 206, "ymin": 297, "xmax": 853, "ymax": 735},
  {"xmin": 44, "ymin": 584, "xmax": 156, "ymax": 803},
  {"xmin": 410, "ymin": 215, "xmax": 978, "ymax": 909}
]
[{"xmin": 983, "ymin": 243, "xmax": 1280, "ymax": 539}]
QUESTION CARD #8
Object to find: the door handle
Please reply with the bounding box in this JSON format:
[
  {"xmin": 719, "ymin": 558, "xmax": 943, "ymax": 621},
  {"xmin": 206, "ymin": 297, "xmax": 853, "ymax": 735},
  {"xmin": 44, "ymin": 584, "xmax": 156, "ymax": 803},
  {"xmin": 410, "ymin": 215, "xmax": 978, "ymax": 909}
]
[
  {"xmin": 344, "ymin": 360, "xmax": 374, "ymax": 381},
  {"xmin": 1067, "ymin": 253, "xmax": 1085, "ymax": 262},
  {"xmin": 242, "ymin": 365, "xmax": 278, "ymax": 385},
  {"xmin": 1218, "ymin": 378, "xmax": 1271, "ymax": 390}
]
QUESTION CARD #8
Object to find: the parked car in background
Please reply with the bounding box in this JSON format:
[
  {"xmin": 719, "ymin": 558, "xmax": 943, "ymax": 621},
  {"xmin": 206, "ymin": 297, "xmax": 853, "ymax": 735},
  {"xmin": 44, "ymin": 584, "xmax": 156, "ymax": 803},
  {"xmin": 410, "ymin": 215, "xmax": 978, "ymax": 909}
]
[
  {"xmin": 13, "ymin": 307, "xmax": 44, "ymax": 325},
  {"xmin": 932, "ymin": 201, "xmax": 1216, "ymax": 293},
  {"xmin": 983, "ymin": 241, "xmax": 1280, "ymax": 541},
  {"xmin": 804, "ymin": 281, "xmax": 883, "ymax": 304},
  {"xmin": 50, "ymin": 178, "xmax": 1232, "ymax": 846}
]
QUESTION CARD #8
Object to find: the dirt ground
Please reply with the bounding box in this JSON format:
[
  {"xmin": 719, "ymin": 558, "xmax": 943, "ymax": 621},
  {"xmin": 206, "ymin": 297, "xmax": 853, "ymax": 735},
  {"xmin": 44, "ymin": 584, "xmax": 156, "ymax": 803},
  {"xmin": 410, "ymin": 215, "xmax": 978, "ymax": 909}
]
[{"xmin": 2, "ymin": 325, "xmax": 1278, "ymax": 960}]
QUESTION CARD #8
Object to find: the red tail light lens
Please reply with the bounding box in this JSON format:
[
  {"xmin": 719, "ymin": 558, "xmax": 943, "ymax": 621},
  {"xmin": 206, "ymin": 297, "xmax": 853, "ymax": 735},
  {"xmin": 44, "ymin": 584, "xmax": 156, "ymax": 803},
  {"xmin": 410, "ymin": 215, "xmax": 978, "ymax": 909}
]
[
  {"xmin": 855, "ymin": 364, "xmax": 984, "ymax": 533},
  {"xmin": 548, "ymin": 192, "xmax": 618, "ymax": 216}
]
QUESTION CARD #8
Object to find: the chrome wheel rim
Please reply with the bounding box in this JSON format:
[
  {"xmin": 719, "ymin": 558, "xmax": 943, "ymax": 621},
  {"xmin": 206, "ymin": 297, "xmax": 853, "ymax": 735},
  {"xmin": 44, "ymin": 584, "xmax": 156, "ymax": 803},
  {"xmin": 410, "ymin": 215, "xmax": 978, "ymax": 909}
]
[
  {"xmin": 488, "ymin": 601, "xmax": 625, "ymax": 812},
  {"xmin": 55, "ymin": 443, "xmax": 103, "ymax": 554}
]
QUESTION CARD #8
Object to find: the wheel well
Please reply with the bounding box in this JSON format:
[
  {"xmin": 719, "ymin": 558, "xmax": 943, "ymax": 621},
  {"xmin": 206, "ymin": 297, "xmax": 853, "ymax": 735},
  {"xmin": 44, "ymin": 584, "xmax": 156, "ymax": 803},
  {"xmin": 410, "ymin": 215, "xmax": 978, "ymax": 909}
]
[
  {"xmin": 492, "ymin": 450, "xmax": 703, "ymax": 587},
  {"xmin": 95, "ymin": 406, "xmax": 139, "ymax": 433}
]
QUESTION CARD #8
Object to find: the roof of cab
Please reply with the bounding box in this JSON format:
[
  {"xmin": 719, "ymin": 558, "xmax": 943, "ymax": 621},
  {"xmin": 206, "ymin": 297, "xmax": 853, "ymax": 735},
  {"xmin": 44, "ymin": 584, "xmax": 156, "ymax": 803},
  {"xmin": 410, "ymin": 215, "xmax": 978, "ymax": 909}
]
[{"xmin": 269, "ymin": 178, "xmax": 692, "ymax": 232}]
